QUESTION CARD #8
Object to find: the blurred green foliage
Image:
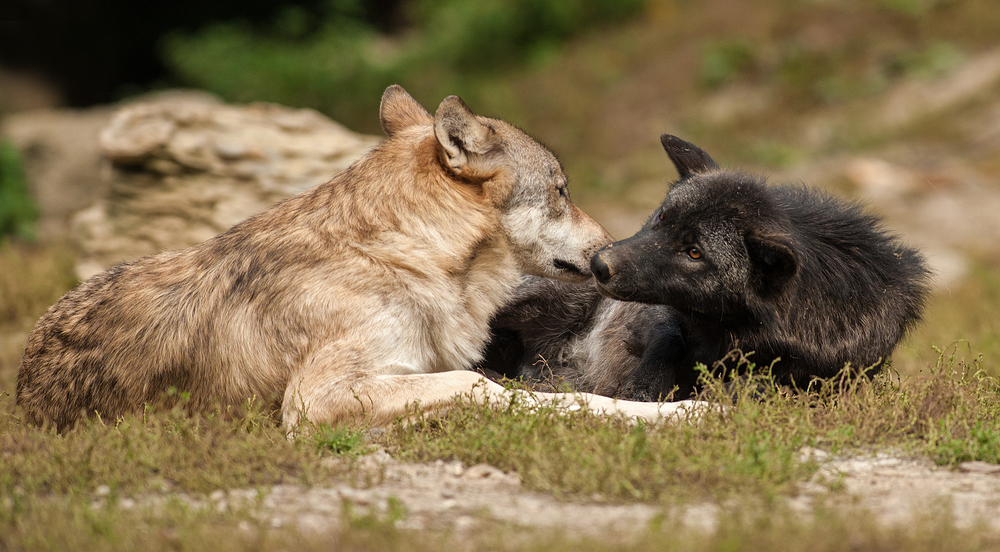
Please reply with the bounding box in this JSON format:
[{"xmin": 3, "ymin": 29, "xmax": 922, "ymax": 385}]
[
  {"xmin": 879, "ymin": 0, "xmax": 933, "ymax": 16},
  {"xmin": 886, "ymin": 40, "xmax": 964, "ymax": 79},
  {"xmin": 0, "ymin": 140, "xmax": 37, "ymax": 242},
  {"xmin": 745, "ymin": 141, "xmax": 801, "ymax": 169},
  {"xmin": 163, "ymin": 0, "xmax": 644, "ymax": 132},
  {"xmin": 699, "ymin": 40, "xmax": 756, "ymax": 89}
]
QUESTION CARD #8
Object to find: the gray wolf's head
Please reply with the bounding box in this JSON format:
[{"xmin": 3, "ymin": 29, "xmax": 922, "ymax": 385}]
[{"xmin": 380, "ymin": 85, "xmax": 612, "ymax": 282}]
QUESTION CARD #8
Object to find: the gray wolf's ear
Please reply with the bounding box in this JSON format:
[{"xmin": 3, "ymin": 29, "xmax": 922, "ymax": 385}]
[
  {"xmin": 746, "ymin": 232, "xmax": 797, "ymax": 295},
  {"xmin": 434, "ymin": 95, "xmax": 498, "ymax": 176},
  {"xmin": 380, "ymin": 85, "xmax": 432, "ymax": 138},
  {"xmin": 660, "ymin": 134, "xmax": 719, "ymax": 179}
]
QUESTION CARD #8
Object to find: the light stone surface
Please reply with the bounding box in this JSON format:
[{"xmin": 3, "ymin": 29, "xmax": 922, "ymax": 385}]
[
  {"xmin": 69, "ymin": 92, "xmax": 379, "ymax": 279},
  {"xmin": 92, "ymin": 450, "xmax": 1000, "ymax": 538}
]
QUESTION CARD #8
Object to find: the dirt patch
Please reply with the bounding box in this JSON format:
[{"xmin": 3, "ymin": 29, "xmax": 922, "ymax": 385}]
[
  {"xmin": 796, "ymin": 451, "xmax": 1000, "ymax": 531},
  {"xmin": 98, "ymin": 451, "xmax": 1000, "ymax": 537}
]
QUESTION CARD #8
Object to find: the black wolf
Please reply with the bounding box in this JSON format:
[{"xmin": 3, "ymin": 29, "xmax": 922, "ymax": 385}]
[{"xmin": 482, "ymin": 135, "xmax": 932, "ymax": 400}]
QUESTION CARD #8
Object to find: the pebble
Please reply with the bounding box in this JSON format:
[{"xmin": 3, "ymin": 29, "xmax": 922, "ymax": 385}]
[
  {"xmin": 797, "ymin": 446, "xmax": 830, "ymax": 462},
  {"xmin": 446, "ymin": 461, "xmax": 465, "ymax": 477},
  {"xmin": 958, "ymin": 461, "xmax": 1000, "ymax": 475},
  {"xmin": 462, "ymin": 464, "xmax": 504, "ymax": 480}
]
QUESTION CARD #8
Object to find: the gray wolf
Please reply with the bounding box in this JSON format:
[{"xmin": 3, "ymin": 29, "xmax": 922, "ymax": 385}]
[
  {"xmin": 18, "ymin": 87, "xmax": 702, "ymax": 432},
  {"xmin": 481, "ymin": 135, "xmax": 932, "ymax": 400}
]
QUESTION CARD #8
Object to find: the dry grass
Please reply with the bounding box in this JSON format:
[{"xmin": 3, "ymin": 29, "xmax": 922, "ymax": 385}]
[
  {"xmin": 0, "ymin": 242, "xmax": 77, "ymax": 392},
  {"xmin": 900, "ymin": 261, "xmax": 1000, "ymax": 377}
]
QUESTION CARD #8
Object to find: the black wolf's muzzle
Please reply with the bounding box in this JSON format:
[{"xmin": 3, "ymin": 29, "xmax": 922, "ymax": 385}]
[{"xmin": 591, "ymin": 251, "xmax": 614, "ymax": 284}]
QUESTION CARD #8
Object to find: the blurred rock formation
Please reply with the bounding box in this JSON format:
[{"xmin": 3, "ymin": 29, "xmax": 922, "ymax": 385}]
[{"xmin": 38, "ymin": 92, "xmax": 378, "ymax": 279}]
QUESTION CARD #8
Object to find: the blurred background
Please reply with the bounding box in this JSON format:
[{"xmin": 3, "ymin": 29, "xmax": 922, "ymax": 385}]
[{"xmin": 2, "ymin": 0, "xmax": 1000, "ymax": 386}]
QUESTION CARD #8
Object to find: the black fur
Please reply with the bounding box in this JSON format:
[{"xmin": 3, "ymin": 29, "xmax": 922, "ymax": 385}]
[
  {"xmin": 481, "ymin": 135, "xmax": 933, "ymax": 401},
  {"xmin": 478, "ymin": 275, "xmax": 686, "ymax": 398}
]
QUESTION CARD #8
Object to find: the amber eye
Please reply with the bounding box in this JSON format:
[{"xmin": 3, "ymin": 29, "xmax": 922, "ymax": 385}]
[
  {"xmin": 686, "ymin": 246, "xmax": 703, "ymax": 260},
  {"xmin": 657, "ymin": 209, "xmax": 665, "ymax": 221}
]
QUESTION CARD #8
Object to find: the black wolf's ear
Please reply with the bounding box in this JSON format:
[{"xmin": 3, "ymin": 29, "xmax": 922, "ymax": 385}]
[
  {"xmin": 746, "ymin": 233, "xmax": 797, "ymax": 295},
  {"xmin": 434, "ymin": 95, "xmax": 499, "ymax": 176},
  {"xmin": 380, "ymin": 85, "xmax": 432, "ymax": 138},
  {"xmin": 660, "ymin": 135, "xmax": 719, "ymax": 179}
]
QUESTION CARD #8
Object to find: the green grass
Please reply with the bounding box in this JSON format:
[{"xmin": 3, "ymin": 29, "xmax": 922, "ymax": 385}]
[
  {"xmin": 388, "ymin": 385, "xmax": 814, "ymax": 502},
  {"xmin": 0, "ymin": 396, "xmax": 347, "ymax": 497},
  {"xmin": 899, "ymin": 261, "xmax": 1000, "ymax": 377},
  {"xmin": 933, "ymin": 421, "xmax": 1000, "ymax": 465},
  {"xmin": 313, "ymin": 423, "xmax": 371, "ymax": 458},
  {"xmin": 2, "ymin": 367, "xmax": 999, "ymax": 550},
  {"xmin": 385, "ymin": 353, "xmax": 1000, "ymax": 504}
]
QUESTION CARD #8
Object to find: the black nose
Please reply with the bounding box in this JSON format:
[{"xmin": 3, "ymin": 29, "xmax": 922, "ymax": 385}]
[{"xmin": 591, "ymin": 251, "xmax": 613, "ymax": 283}]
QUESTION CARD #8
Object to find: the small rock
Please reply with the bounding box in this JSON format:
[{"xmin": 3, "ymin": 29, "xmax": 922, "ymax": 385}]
[
  {"xmin": 273, "ymin": 110, "xmax": 320, "ymax": 132},
  {"xmin": 797, "ymin": 446, "xmax": 829, "ymax": 463},
  {"xmin": 462, "ymin": 464, "xmax": 504, "ymax": 480},
  {"xmin": 440, "ymin": 499, "xmax": 458, "ymax": 510},
  {"xmin": 340, "ymin": 488, "xmax": 373, "ymax": 506},
  {"xmin": 958, "ymin": 461, "xmax": 1000, "ymax": 475},
  {"xmin": 214, "ymin": 140, "xmax": 249, "ymax": 160},
  {"xmin": 320, "ymin": 457, "xmax": 344, "ymax": 470},
  {"xmin": 797, "ymin": 481, "xmax": 828, "ymax": 495},
  {"xmin": 100, "ymin": 114, "xmax": 176, "ymax": 163},
  {"xmin": 446, "ymin": 461, "xmax": 465, "ymax": 477},
  {"xmin": 357, "ymin": 449, "xmax": 393, "ymax": 474},
  {"xmin": 454, "ymin": 515, "xmax": 476, "ymax": 531}
]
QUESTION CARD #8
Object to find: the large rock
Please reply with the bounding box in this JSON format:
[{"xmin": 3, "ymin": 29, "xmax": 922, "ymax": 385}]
[{"xmin": 72, "ymin": 92, "xmax": 380, "ymax": 280}]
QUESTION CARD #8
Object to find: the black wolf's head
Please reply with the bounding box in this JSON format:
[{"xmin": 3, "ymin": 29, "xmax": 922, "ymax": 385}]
[{"xmin": 591, "ymin": 135, "xmax": 798, "ymax": 325}]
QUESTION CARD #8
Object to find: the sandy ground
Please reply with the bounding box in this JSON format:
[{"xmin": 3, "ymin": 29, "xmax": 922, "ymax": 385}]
[{"xmin": 99, "ymin": 449, "xmax": 1000, "ymax": 538}]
